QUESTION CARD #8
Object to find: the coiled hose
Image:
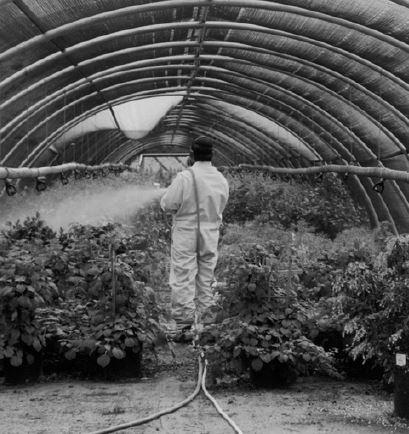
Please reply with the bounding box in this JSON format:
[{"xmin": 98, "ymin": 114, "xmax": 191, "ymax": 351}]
[{"xmin": 88, "ymin": 354, "xmax": 242, "ymax": 434}]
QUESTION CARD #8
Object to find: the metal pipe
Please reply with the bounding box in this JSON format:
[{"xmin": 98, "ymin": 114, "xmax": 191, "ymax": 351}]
[
  {"xmin": 0, "ymin": 162, "xmax": 134, "ymax": 180},
  {"xmin": 225, "ymin": 163, "xmax": 409, "ymax": 183}
]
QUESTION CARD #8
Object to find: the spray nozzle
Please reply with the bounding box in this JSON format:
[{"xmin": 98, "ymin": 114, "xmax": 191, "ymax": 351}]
[
  {"xmin": 36, "ymin": 176, "xmax": 47, "ymax": 192},
  {"xmin": 373, "ymin": 179, "xmax": 385, "ymax": 194},
  {"xmin": 5, "ymin": 179, "xmax": 17, "ymax": 196},
  {"xmin": 315, "ymin": 172, "xmax": 324, "ymax": 182},
  {"xmin": 60, "ymin": 172, "xmax": 69, "ymax": 185}
]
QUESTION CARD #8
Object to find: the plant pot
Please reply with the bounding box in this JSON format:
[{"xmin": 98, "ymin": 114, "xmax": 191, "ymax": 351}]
[
  {"xmin": 394, "ymin": 362, "xmax": 409, "ymax": 419},
  {"xmin": 65, "ymin": 348, "xmax": 143, "ymax": 380},
  {"xmin": 3, "ymin": 352, "xmax": 43, "ymax": 385},
  {"xmin": 91, "ymin": 348, "xmax": 143, "ymax": 380},
  {"xmin": 249, "ymin": 360, "xmax": 298, "ymax": 388}
]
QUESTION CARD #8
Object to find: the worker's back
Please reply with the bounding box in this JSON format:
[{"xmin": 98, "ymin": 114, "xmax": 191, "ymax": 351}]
[{"xmin": 161, "ymin": 161, "xmax": 229, "ymax": 228}]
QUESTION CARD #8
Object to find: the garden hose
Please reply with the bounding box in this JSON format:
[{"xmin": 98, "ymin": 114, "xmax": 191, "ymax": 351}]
[
  {"xmin": 88, "ymin": 353, "xmax": 243, "ymax": 434},
  {"xmin": 88, "ymin": 355, "xmax": 203, "ymax": 434},
  {"xmin": 201, "ymin": 358, "xmax": 243, "ymax": 434}
]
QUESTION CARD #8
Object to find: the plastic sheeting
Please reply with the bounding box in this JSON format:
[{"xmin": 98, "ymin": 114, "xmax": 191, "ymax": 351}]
[
  {"xmin": 55, "ymin": 96, "xmax": 183, "ymax": 145},
  {"xmin": 208, "ymin": 100, "xmax": 319, "ymax": 161}
]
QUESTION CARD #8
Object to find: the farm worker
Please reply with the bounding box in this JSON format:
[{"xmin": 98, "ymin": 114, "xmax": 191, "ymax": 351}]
[{"xmin": 160, "ymin": 137, "xmax": 229, "ymax": 332}]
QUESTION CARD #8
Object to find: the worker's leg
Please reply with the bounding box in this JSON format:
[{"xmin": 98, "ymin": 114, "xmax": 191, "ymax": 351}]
[
  {"xmin": 195, "ymin": 226, "xmax": 219, "ymax": 323},
  {"xmin": 169, "ymin": 225, "xmax": 197, "ymax": 325}
]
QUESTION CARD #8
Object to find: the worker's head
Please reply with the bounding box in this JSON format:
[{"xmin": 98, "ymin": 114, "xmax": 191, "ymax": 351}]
[{"xmin": 191, "ymin": 136, "xmax": 213, "ymax": 162}]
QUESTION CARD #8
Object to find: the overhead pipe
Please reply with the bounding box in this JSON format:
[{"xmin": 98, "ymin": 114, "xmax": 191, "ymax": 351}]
[
  {"xmin": 223, "ymin": 163, "xmax": 409, "ymax": 183},
  {"xmin": 0, "ymin": 162, "xmax": 135, "ymax": 180}
]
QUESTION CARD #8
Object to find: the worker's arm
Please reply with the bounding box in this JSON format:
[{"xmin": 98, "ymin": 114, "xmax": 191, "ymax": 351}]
[{"xmin": 160, "ymin": 172, "xmax": 184, "ymax": 211}]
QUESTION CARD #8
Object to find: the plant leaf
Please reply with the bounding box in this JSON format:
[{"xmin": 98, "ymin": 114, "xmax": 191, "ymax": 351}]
[
  {"xmin": 10, "ymin": 355, "xmax": 22, "ymax": 367},
  {"xmin": 251, "ymin": 358, "xmax": 263, "ymax": 372},
  {"xmin": 124, "ymin": 337, "xmax": 135, "ymax": 347},
  {"xmin": 112, "ymin": 348, "xmax": 125, "ymax": 359},
  {"xmin": 32, "ymin": 337, "xmax": 42, "ymax": 352},
  {"xmin": 97, "ymin": 354, "xmax": 111, "ymax": 368},
  {"xmin": 64, "ymin": 350, "xmax": 77, "ymax": 360}
]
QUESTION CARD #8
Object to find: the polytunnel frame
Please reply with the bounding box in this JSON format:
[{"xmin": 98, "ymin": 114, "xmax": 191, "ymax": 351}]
[
  {"xmin": 1, "ymin": 0, "xmax": 409, "ymax": 231},
  {"xmin": 9, "ymin": 72, "xmax": 406, "ymax": 233},
  {"xmin": 24, "ymin": 76, "xmax": 382, "ymax": 177},
  {"xmin": 18, "ymin": 77, "xmax": 405, "ymax": 234},
  {"xmin": 1, "ymin": 9, "xmax": 407, "ymax": 160},
  {"xmin": 27, "ymin": 84, "xmax": 327, "ymax": 170},
  {"xmin": 3, "ymin": 43, "xmax": 409, "ymax": 146},
  {"xmin": 5, "ymin": 59, "xmax": 403, "ymax": 164},
  {"xmin": 0, "ymin": 24, "xmax": 404, "ymax": 171}
]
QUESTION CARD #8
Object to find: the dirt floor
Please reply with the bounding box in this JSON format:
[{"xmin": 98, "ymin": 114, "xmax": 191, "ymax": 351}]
[{"xmin": 1, "ymin": 344, "xmax": 409, "ymax": 434}]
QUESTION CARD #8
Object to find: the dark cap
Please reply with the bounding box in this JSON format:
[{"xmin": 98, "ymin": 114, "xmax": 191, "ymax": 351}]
[{"xmin": 192, "ymin": 136, "xmax": 213, "ymax": 161}]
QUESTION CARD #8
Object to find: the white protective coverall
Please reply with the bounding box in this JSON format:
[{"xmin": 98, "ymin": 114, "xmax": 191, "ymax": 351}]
[{"xmin": 160, "ymin": 161, "xmax": 229, "ymax": 324}]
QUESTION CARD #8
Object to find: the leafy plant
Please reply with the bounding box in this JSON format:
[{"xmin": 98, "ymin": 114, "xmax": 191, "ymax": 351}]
[
  {"xmin": 2, "ymin": 213, "xmax": 56, "ymax": 244},
  {"xmin": 0, "ymin": 248, "xmax": 58, "ymax": 369},
  {"xmin": 200, "ymin": 245, "xmax": 339, "ymax": 386},
  {"xmin": 223, "ymin": 172, "xmax": 369, "ymax": 238},
  {"xmin": 328, "ymin": 237, "xmax": 409, "ymax": 384},
  {"xmin": 38, "ymin": 247, "xmax": 161, "ymax": 374}
]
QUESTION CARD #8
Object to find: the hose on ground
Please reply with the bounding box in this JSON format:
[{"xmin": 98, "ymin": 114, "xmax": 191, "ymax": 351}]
[
  {"xmin": 88, "ymin": 353, "xmax": 243, "ymax": 434},
  {"xmin": 88, "ymin": 355, "xmax": 203, "ymax": 434},
  {"xmin": 201, "ymin": 358, "xmax": 243, "ymax": 434}
]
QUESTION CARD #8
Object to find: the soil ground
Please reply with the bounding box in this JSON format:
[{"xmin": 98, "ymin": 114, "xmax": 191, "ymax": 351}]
[{"xmin": 1, "ymin": 343, "xmax": 409, "ymax": 434}]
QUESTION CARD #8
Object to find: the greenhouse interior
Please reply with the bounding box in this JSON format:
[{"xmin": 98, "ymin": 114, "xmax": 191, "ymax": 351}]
[{"xmin": 2, "ymin": 1, "xmax": 409, "ymax": 433}]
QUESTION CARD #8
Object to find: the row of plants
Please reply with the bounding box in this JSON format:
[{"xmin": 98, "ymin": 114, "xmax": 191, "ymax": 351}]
[
  {"xmin": 208, "ymin": 211, "xmax": 408, "ymax": 388},
  {"xmin": 319, "ymin": 235, "xmax": 409, "ymax": 386},
  {"xmin": 0, "ymin": 213, "xmax": 167, "ymax": 383},
  {"xmin": 200, "ymin": 244, "xmax": 341, "ymax": 387},
  {"xmin": 223, "ymin": 171, "xmax": 369, "ymax": 238},
  {"xmin": 1, "ymin": 169, "xmax": 402, "ymax": 391}
]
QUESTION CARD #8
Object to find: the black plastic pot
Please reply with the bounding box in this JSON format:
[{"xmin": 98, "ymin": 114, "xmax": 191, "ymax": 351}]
[
  {"xmin": 249, "ymin": 360, "xmax": 298, "ymax": 388},
  {"xmin": 90, "ymin": 348, "xmax": 143, "ymax": 380},
  {"xmin": 3, "ymin": 353, "xmax": 43, "ymax": 385},
  {"xmin": 394, "ymin": 363, "xmax": 409, "ymax": 419}
]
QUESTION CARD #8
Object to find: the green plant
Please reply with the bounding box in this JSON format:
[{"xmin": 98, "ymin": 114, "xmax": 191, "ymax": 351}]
[
  {"xmin": 223, "ymin": 172, "xmax": 369, "ymax": 238},
  {"xmin": 200, "ymin": 245, "xmax": 339, "ymax": 386},
  {"xmin": 0, "ymin": 249, "xmax": 58, "ymax": 368},
  {"xmin": 2, "ymin": 213, "xmax": 56, "ymax": 244},
  {"xmin": 39, "ymin": 251, "xmax": 161, "ymax": 373},
  {"xmin": 328, "ymin": 237, "xmax": 409, "ymax": 384}
]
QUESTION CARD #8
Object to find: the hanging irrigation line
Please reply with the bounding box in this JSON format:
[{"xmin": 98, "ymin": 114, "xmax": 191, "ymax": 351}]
[
  {"xmin": 0, "ymin": 162, "xmax": 135, "ymax": 180},
  {"xmin": 220, "ymin": 163, "xmax": 409, "ymax": 184}
]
